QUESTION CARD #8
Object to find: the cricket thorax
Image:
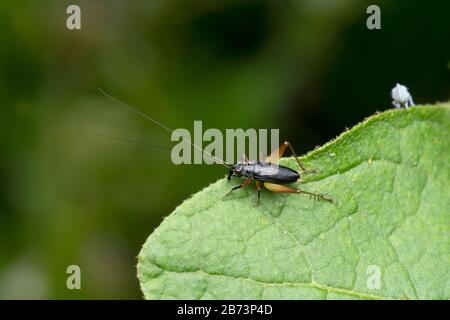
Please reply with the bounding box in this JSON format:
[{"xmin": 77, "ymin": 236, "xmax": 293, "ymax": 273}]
[{"xmin": 232, "ymin": 161, "xmax": 258, "ymax": 178}]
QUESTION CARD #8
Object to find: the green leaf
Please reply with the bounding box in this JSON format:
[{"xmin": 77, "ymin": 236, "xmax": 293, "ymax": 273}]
[{"xmin": 137, "ymin": 104, "xmax": 450, "ymax": 300}]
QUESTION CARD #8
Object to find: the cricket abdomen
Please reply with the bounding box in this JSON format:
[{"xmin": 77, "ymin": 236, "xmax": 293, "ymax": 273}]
[{"xmin": 252, "ymin": 162, "xmax": 299, "ymax": 184}]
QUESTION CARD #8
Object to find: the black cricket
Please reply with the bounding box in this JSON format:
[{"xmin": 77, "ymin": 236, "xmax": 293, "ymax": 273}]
[{"xmin": 224, "ymin": 141, "xmax": 332, "ymax": 204}]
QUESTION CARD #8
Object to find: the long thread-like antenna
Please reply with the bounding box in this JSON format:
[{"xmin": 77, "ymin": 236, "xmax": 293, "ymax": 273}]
[
  {"xmin": 97, "ymin": 88, "xmax": 231, "ymax": 168},
  {"xmin": 88, "ymin": 130, "xmax": 170, "ymax": 151}
]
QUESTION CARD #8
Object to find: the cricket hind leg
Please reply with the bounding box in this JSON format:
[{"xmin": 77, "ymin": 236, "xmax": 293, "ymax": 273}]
[
  {"xmin": 263, "ymin": 182, "xmax": 332, "ymax": 202},
  {"xmin": 265, "ymin": 141, "xmax": 317, "ymax": 173}
]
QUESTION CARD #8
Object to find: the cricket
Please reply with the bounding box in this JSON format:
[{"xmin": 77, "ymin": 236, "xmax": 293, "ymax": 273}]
[
  {"xmin": 98, "ymin": 89, "xmax": 332, "ymax": 205},
  {"xmin": 224, "ymin": 142, "xmax": 332, "ymax": 204}
]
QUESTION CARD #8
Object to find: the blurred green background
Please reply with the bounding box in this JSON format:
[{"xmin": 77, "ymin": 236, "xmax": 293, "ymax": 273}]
[{"xmin": 0, "ymin": 0, "xmax": 449, "ymax": 299}]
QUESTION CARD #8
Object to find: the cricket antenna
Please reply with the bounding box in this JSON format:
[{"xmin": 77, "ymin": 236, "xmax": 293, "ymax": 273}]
[
  {"xmin": 97, "ymin": 88, "xmax": 232, "ymax": 169},
  {"xmin": 87, "ymin": 130, "xmax": 170, "ymax": 151}
]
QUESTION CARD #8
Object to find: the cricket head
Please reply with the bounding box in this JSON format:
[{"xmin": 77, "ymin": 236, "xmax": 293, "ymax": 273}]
[{"xmin": 227, "ymin": 163, "xmax": 244, "ymax": 180}]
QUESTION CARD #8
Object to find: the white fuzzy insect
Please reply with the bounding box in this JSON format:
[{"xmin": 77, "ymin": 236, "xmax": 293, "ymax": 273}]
[{"xmin": 391, "ymin": 83, "xmax": 415, "ymax": 109}]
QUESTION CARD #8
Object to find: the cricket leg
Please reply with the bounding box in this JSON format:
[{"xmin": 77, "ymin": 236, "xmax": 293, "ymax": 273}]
[
  {"xmin": 255, "ymin": 181, "xmax": 261, "ymax": 205},
  {"xmin": 263, "ymin": 182, "xmax": 332, "ymax": 202},
  {"xmin": 284, "ymin": 142, "xmax": 318, "ymax": 173},
  {"xmin": 265, "ymin": 141, "xmax": 289, "ymax": 163},
  {"xmin": 266, "ymin": 141, "xmax": 315, "ymax": 173},
  {"xmin": 224, "ymin": 178, "xmax": 252, "ymax": 197}
]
